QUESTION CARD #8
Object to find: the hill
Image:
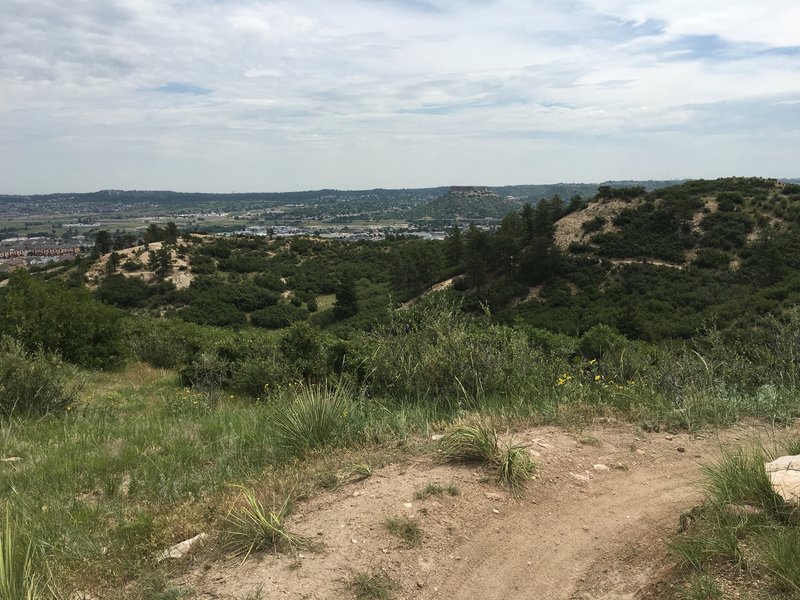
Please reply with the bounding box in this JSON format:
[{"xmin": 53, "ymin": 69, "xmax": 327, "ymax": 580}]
[{"xmin": 408, "ymin": 186, "xmax": 523, "ymax": 221}]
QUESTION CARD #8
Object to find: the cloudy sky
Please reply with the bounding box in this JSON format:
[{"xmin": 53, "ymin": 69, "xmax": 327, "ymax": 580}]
[{"xmin": 1, "ymin": 0, "xmax": 798, "ymax": 193}]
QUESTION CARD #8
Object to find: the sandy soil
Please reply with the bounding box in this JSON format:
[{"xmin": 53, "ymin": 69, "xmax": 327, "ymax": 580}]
[
  {"xmin": 554, "ymin": 200, "xmax": 632, "ymax": 250},
  {"xmin": 86, "ymin": 241, "xmax": 195, "ymax": 290},
  {"xmin": 179, "ymin": 421, "xmax": 783, "ymax": 600}
]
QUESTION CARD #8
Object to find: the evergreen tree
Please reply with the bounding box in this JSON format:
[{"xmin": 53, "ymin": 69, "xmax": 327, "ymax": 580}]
[{"xmin": 334, "ymin": 271, "xmax": 359, "ymax": 320}]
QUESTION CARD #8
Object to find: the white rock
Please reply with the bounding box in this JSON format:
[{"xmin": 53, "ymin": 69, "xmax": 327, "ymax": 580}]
[
  {"xmin": 403, "ymin": 502, "xmax": 413, "ymax": 509},
  {"xmin": 766, "ymin": 455, "xmax": 800, "ymax": 503},
  {"xmin": 431, "ymin": 434, "xmax": 444, "ymax": 441},
  {"xmin": 484, "ymin": 492, "xmax": 504, "ymax": 501},
  {"xmin": 159, "ymin": 533, "xmax": 208, "ymax": 560},
  {"xmin": 0, "ymin": 457, "xmax": 21, "ymax": 463},
  {"xmin": 593, "ymin": 464, "xmax": 610, "ymax": 472}
]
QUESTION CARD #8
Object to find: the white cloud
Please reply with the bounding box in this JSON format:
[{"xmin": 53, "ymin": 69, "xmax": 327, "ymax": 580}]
[{"xmin": 0, "ymin": 0, "xmax": 797, "ymax": 192}]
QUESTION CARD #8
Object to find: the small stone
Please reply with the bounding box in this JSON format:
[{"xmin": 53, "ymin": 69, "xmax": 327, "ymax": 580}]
[
  {"xmin": 665, "ymin": 435, "xmax": 674, "ymax": 441},
  {"xmin": 404, "ymin": 502, "xmax": 413, "ymax": 509},
  {"xmin": 417, "ymin": 582, "xmax": 424, "ymax": 589},
  {"xmin": 677, "ymin": 447, "xmax": 686, "ymax": 453},
  {"xmin": 352, "ymin": 491, "xmax": 361, "ymax": 497},
  {"xmin": 485, "ymin": 492, "xmax": 504, "ymax": 501},
  {"xmin": 570, "ymin": 472, "xmax": 591, "ymax": 484},
  {"xmin": 351, "ymin": 539, "xmax": 359, "ymax": 544},
  {"xmin": 431, "ymin": 434, "xmax": 444, "ymax": 441},
  {"xmin": 635, "ymin": 449, "xmax": 646, "ymax": 455},
  {"xmin": 593, "ymin": 464, "xmax": 610, "ymax": 472},
  {"xmin": 0, "ymin": 457, "xmax": 21, "ymax": 463},
  {"xmin": 492, "ymin": 509, "xmax": 500, "ymax": 514}
]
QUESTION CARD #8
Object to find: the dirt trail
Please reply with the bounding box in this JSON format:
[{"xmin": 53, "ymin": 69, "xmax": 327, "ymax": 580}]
[{"xmin": 181, "ymin": 422, "xmax": 781, "ymax": 600}]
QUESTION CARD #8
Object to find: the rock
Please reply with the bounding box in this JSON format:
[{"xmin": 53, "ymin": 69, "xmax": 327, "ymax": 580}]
[
  {"xmin": 592, "ymin": 464, "xmax": 610, "ymax": 472},
  {"xmin": 403, "ymin": 502, "xmax": 413, "ymax": 509},
  {"xmin": 0, "ymin": 457, "xmax": 21, "ymax": 463},
  {"xmin": 570, "ymin": 472, "xmax": 590, "ymax": 484},
  {"xmin": 484, "ymin": 492, "xmax": 504, "ymax": 501},
  {"xmin": 766, "ymin": 455, "xmax": 800, "ymax": 503},
  {"xmin": 492, "ymin": 509, "xmax": 500, "ymax": 514},
  {"xmin": 635, "ymin": 449, "xmax": 646, "ymax": 456},
  {"xmin": 159, "ymin": 533, "xmax": 208, "ymax": 560},
  {"xmin": 431, "ymin": 434, "xmax": 444, "ymax": 441},
  {"xmin": 677, "ymin": 447, "xmax": 686, "ymax": 453}
]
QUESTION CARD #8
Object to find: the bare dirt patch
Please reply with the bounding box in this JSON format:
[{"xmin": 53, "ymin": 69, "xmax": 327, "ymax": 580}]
[
  {"xmin": 180, "ymin": 421, "xmax": 782, "ymax": 600},
  {"xmin": 554, "ymin": 200, "xmax": 632, "ymax": 250}
]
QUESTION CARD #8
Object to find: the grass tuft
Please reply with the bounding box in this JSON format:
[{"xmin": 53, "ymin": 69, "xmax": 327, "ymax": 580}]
[
  {"xmin": 414, "ymin": 482, "xmax": 460, "ymax": 500},
  {"xmin": 0, "ymin": 506, "xmax": 45, "ymax": 600},
  {"xmin": 347, "ymin": 570, "xmax": 395, "ymax": 600},
  {"xmin": 270, "ymin": 382, "xmax": 360, "ymax": 457},
  {"xmin": 383, "ymin": 516, "xmax": 422, "ymax": 547},
  {"xmin": 755, "ymin": 527, "xmax": 800, "ymax": 593},
  {"xmin": 496, "ymin": 442, "xmax": 535, "ymax": 494},
  {"xmin": 439, "ymin": 422, "xmax": 534, "ymax": 495},
  {"xmin": 224, "ymin": 488, "xmax": 307, "ymax": 560},
  {"xmin": 438, "ymin": 422, "xmax": 497, "ymax": 463}
]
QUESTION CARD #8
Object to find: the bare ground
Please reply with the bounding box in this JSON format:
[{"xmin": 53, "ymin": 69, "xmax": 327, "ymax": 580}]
[{"xmin": 179, "ymin": 421, "xmax": 785, "ymax": 600}]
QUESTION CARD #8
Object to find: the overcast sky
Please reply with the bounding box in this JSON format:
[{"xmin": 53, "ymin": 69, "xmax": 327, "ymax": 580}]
[{"xmin": 1, "ymin": 0, "xmax": 798, "ymax": 193}]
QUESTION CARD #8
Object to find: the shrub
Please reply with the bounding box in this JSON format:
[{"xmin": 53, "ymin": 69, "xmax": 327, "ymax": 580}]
[
  {"xmin": 579, "ymin": 324, "xmax": 627, "ymax": 360},
  {"xmin": 250, "ymin": 304, "xmax": 309, "ymax": 329},
  {"xmin": 0, "ymin": 271, "xmax": 124, "ymax": 369},
  {"xmin": 0, "ymin": 337, "xmax": 79, "ymax": 418}
]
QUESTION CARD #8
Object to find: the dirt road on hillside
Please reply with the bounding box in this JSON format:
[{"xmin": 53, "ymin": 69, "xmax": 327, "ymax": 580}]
[{"xmin": 181, "ymin": 422, "xmax": 786, "ymax": 600}]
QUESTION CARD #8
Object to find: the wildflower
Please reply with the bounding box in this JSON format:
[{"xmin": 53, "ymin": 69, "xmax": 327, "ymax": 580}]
[
  {"xmin": 594, "ymin": 375, "xmax": 602, "ymax": 382},
  {"xmin": 588, "ymin": 358, "xmax": 597, "ymax": 365}
]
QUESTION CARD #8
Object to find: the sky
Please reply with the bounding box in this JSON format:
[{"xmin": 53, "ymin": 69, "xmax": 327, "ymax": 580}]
[{"xmin": 1, "ymin": 0, "xmax": 799, "ymax": 193}]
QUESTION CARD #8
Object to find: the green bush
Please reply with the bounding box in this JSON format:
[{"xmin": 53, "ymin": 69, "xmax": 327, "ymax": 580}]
[
  {"xmin": 250, "ymin": 303, "xmax": 309, "ymax": 329},
  {"xmin": 0, "ymin": 271, "xmax": 124, "ymax": 369},
  {"xmin": 0, "ymin": 337, "xmax": 79, "ymax": 417},
  {"xmin": 579, "ymin": 324, "xmax": 627, "ymax": 360}
]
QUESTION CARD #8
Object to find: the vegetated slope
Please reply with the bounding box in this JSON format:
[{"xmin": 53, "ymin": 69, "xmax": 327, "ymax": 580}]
[
  {"xmin": 442, "ymin": 177, "xmax": 800, "ymax": 340},
  {"xmin": 182, "ymin": 421, "xmax": 772, "ymax": 600},
  {"xmin": 408, "ymin": 187, "xmax": 523, "ymax": 221}
]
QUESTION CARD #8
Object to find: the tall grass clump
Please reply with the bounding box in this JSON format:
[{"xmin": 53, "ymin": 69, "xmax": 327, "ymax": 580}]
[
  {"xmin": 703, "ymin": 448, "xmax": 786, "ymax": 518},
  {"xmin": 0, "ymin": 506, "xmax": 45, "ymax": 600},
  {"xmin": 269, "ymin": 381, "xmax": 362, "ymax": 457},
  {"xmin": 0, "ymin": 337, "xmax": 80, "ymax": 418},
  {"xmin": 224, "ymin": 488, "xmax": 307, "ymax": 560},
  {"xmin": 354, "ymin": 294, "xmax": 545, "ymax": 407},
  {"xmin": 438, "ymin": 421, "xmax": 498, "ymax": 463},
  {"xmin": 439, "ymin": 421, "xmax": 535, "ymax": 494},
  {"xmin": 672, "ymin": 440, "xmax": 800, "ymax": 597}
]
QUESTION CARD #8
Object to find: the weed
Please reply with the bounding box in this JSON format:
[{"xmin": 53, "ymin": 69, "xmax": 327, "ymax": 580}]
[
  {"xmin": 414, "ymin": 482, "xmax": 460, "ymax": 500},
  {"xmin": 224, "ymin": 488, "xmax": 307, "ymax": 560},
  {"xmin": 383, "ymin": 516, "xmax": 422, "ymax": 546},
  {"xmin": 347, "ymin": 570, "xmax": 395, "ymax": 600}
]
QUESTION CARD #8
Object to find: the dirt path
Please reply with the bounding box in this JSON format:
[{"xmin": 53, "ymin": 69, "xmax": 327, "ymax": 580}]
[{"xmin": 181, "ymin": 421, "xmax": 781, "ymax": 600}]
